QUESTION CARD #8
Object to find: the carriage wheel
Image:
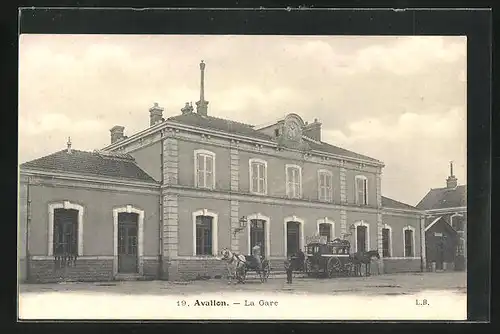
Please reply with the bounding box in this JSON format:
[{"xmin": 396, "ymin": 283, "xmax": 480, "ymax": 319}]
[
  {"xmin": 327, "ymin": 257, "xmax": 342, "ymax": 278},
  {"xmin": 236, "ymin": 265, "xmax": 246, "ymax": 283},
  {"xmin": 304, "ymin": 258, "xmax": 312, "ymax": 276}
]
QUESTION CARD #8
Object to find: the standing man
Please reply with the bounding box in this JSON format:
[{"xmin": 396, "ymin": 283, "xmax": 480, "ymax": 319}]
[{"xmin": 252, "ymin": 242, "xmax": 262, "ymax": 272}]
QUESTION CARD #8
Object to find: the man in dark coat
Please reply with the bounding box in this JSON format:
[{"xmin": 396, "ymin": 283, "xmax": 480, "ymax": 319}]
[{"xmin": 284, "ymin": 257, "xmax": 293, "ymax": 284}]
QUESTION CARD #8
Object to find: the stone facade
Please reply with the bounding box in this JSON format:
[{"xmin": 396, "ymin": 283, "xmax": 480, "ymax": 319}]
[{"xmin": 18, "ymin": 106, "xmax": 425, "ymax": 282}]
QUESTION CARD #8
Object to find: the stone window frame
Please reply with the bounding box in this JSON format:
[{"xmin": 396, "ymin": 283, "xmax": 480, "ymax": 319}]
[
  {"xmin": 285, "ymin": 164, "xmax": 302, "ymax": 199},
  {"xmin": 283, "ymin": 215, "xmax": 305, "ymax": 255},
  {"xmin": 317, "ymin": 169, "xmax": 334, "ymax": 202},
  {"xmin": 246, "ymin": 213, "xmax": 271, "ymax": 258},
  {"xmin": 112, "ymin": 205, "xmax": 145, "ymax": 276},
  {"xmin": 403, "ymin": 225, "xmax": 416, "ymax": 258},
  {"xmin": 355, "ymin": 175, "xmax": 369, "ymax": 206},
  {"xmin": 381, "ymin": 223, "xmax": 393, "ymax": 258},
  {"xmin": 249, "ymin": 158, "xmax": 268, "ymax": 195},
  {"xmin": 316, "ymin": 217, "xmax": 335, "ymax": 242},
  {"xmin": 48, "ymin": 201, "xmax": 84, "ymax": 256},
  {"xmin": 194, "ymin": 149, "xmax": 216, "ymax": 189},
  {"xmin": 192, "ymin": 209, "xmax": 219, "ymax": 257}
]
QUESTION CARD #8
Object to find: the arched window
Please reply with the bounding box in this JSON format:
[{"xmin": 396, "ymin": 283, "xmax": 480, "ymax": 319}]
[
  {"xmin": 192, "ymin": 209, "xmax": 218, "ymax": 256},
  {"xmin": 286, "ymin": 164, "xmax": 302, "ymax": 198},
  {"xmin": 194, "ymin": 150, "xmax": 216, "ymax": 189},
  {"xmin": 247, "ymin": 213, "xmax": 270, "ymax": 257},
  {"xmin": 403, "ymin": 225, "xmax": 416, "ymax": 257},
  {"xmin": 318, "ymin": 169, "xmax": 333, "ymax": 202},
  {"xmin": 355, "ymin": 175, "xmax": 368, "ymax": 205},
  {"xmin": 249, "ymin": 159, "xmax": 268, "ymax": 195},
  {"xmin": 381, "ymin": 224, "xmax": 392, "ymax": 257},
  {"xmin": 48, "ymin": 201, "xmax": 84, "ymax": 257},
  {"xmin": 316, "ymin": 218, "xmax": 335, "ymax": 242}
]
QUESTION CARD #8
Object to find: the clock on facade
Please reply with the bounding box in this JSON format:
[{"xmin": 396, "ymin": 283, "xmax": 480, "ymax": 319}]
[{"xmin": 285, "ymin": 120, "xmax": 301, "ymax": 141}]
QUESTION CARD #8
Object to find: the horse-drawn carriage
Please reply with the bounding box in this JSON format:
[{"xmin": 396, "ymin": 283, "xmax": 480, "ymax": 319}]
[
  {"xmin": 302, "ymin": 237, "xmax": 354, "ymax": 278},
  {"xmin": 220, "ymin": 248, "xmax": 271, "ymax": 284}
]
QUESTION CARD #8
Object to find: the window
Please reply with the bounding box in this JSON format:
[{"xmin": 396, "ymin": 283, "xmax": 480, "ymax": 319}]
[
  {"xmin": 403, "ymin": 226, "xmax": 415, "ymax": 257},
  {"xmin": 318, "ymin": 170, "xmax": 333, "ymax": 202},
  {"xmin": 53, "ymin": 208, "xmax": 78, "ymax": 256},
  {"xmin": 286, "ymin": 165, "xmax": 302, "ymax": 198},
  {"xmin": 194, "ymin": 150, "xmax": 215, "ymax": 189},
  {"xmin": 382, "ymin": 227, "xmax": 391, "ymax": 257},
  {"xmin": 319, "ymin": 223, "xmax": 332, "ymax": 242},
  {"xmin": 355, "ymin": 175, "xmax": 368, "ymax": 205},
  {"xmin": 249, "ymin": 159, "xmax": 267, "ymax": 194},
  {"xmin": 451, "ymin": 215, "xmax": 464, "ymax": 232},
  {"xmin": 195, "ymin": 215, "xmax": 213, "ymax": 255},
  {"xmin": 250, "ymin": 219, "xmax": 266, "ymax": 256}
]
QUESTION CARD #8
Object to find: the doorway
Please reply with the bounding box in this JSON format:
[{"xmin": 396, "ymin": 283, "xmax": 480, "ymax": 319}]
[
  {"xmin": 286, "ymin": 221, "xmax": 300, "ymax": 256},
  {"xmin": 118, "ymin": 212, "xmax": 138, "ymax": 273}
]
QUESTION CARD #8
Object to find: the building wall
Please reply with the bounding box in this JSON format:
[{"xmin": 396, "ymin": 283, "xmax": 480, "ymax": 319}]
[
  {"xmin": 25, "ymin": 182, "xmax": 160, "ymax": 256},
  {"xmin": 345, "ymin": 169, "xmax": 377, "ymax": 206},
  {"xmin": 18, "ymin": 178, "xmax": 28, "ymax": 282},
  {"xmin": 177, "ymin": 140, "xmax": 231, "ymax": 190},
  {"xmin": 129, "ymin": 141, "xmax": 162, "ymax": 182},
  {"xmin": 346, "ymin": 211, "xmax": 379, "ymax": 252},
  {"xmin": 381, "ymin": 212, "xmax": 422, "ymax": 273},
  {"xmin": 382, "ymin": 214, "xmax": 422, "ymax": 258},
  {"xmin": 176, "ymin": 196, "xmax": 231, "ymax": 257},
  {"xmin": 425, "ymin": 220, "xmax": 458, "ymax": 269}
]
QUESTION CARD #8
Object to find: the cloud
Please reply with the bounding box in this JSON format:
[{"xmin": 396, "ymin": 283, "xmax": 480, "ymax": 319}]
[
  {"xmin": 323, "ymin": 107, "xmax": 466, "ymax": 205},
  {"xmin": 349, "ymin": 36, "xmax": 466, "ymax": 75},
  {"xmin": 19, "ymin": 113, "xmax": 106, "ymax": 136}
]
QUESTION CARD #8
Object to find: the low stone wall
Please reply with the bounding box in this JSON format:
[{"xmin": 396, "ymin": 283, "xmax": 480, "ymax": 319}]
[
  {"xmin": 29, "ymin": 258, "xmax": 114, "ymax": 283},
  {"xmin": 383, "ymin": 258, "xmax": 421, "ymax": 274}
]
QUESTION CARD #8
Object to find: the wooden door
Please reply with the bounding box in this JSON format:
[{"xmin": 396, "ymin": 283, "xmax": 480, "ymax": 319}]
[
  {"xmin": 287, "ymin": 222, "xmax": 300, "ymax": 256},
  {"xmin": 118, "ymin": 214, "xmax": 138, "ymax": 273},
  {"xmin": 357, "ymin": 226, "xmax": 367, "ymax": 252}
]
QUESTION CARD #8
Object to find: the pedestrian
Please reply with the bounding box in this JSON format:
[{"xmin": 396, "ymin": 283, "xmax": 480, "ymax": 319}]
[
  {"xmin": 284, "ymin": 257, "xmax": 293, "ymax": 284},
  {"xmin": 252, "ymin": 242, "xmax": 262, "ymax": 272}
]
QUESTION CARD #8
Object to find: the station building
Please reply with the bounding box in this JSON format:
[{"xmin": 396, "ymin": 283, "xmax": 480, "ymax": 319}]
[{"xmin": 18, "ymin": 62, "xmax": 426, "ymax": 282}]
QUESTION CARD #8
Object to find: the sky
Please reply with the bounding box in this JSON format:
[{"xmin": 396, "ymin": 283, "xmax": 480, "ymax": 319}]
[{"xmin": 18, "ymin": 35, "xmax": 467, "ymax": 206}]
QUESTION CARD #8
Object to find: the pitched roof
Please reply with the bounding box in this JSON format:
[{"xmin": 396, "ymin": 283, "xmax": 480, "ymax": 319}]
[
  {"xmin": 307, "ymin": 140, "xmax": 381, "ymax": 163},
  {"xmin": 416, "ymin": 185, "xmax": 467, "ymax": 210},
  {"xmin": 382, "ymin": 196, "xmax": 420, "ymax": 211},
  {"xmin": 20, "ymin": 149, "xmax": 157, "ymax": 183},
  {"xmin": 168, "ymin": 113, "xmax": 381, "ymax": 163},
  {"xmin": 167, "ymin": 113, "xmax": 272, "ymax": 140},
  {"xmin": 424, "ymin": 216, "xmax": 458, "ymax": 235}
]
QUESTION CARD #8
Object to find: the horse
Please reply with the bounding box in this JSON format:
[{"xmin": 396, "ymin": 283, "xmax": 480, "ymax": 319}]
[
  {"xmin": 220, "ymin": 248, "xmax": 270, "ymax": 284},
  {"xmin": 349, "ymin": 250, "xmax": 380, "ymax": 277}
]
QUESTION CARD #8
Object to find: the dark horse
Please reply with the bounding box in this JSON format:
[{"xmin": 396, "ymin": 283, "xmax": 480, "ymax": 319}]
[{"xmin": 350, "ymin": 250, "xmax": 380, "ymax": 277}]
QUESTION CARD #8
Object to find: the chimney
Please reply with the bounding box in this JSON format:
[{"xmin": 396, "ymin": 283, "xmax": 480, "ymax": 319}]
[
  {"xmin": 149, "ymin": 102, "xmax": 164, "ymax": 126},
  {"xmin": 66, "ymin": 137, "xmax": 72, "ymax": 154},
  {"xmin": 181, "ymin": 102, "xmax": 194, "ymax": 115},
  {"xmin": 446, "ymin": 161, "xmax": 458, "ymax": 188},
  {"xmin": 195, "ymin": 60, "xmax": 209, "ymax": 116},
  {"xmin": 303, "ymin": 118, "xmax": 322, "ymax": 141},
  {"xmin": 110, "ymin": 125, "xmax": 125, "ymax": 144}
]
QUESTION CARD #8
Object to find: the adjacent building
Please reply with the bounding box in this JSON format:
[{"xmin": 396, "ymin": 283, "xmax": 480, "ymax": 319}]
[
  {"xmin": 417, "ymin": 163, "xmax": 467, "ymax": 271},
  {"xmin": 18, "ymin": 61, "xmax": 426, "ymax": 282}
]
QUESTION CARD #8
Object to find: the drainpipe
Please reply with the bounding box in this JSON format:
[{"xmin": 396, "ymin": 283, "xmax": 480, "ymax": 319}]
[{"xmin": 158, "ymin": 132, "xmax": 164, "ymax": 280}]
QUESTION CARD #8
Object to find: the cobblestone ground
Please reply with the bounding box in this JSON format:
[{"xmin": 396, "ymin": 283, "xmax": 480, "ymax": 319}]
[{"xmin": 19, "ymin": 271, "xmax": 466, "ymax": 296}]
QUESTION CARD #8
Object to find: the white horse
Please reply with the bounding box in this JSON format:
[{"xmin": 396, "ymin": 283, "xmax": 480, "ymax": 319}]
[{"xmin": 220, "ymin": 248, "xmax": 247, "ymax": 284}]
